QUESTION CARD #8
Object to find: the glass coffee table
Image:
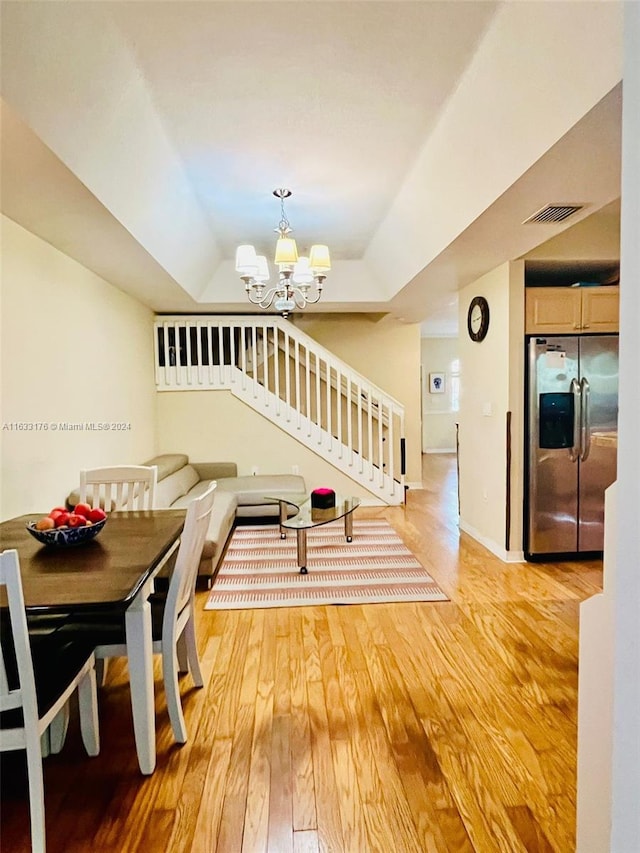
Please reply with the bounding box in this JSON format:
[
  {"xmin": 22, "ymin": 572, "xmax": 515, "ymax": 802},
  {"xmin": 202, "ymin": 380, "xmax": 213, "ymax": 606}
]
[{"xmin": 265, "ymin": 493, "xmax": 361, "ymax": 574}]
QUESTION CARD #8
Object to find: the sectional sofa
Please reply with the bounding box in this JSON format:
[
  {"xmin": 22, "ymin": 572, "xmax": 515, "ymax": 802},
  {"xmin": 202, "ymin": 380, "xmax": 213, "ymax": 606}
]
[{"xmin": 68, "ymin": 453, "xmax": 306, "ymax": 587}]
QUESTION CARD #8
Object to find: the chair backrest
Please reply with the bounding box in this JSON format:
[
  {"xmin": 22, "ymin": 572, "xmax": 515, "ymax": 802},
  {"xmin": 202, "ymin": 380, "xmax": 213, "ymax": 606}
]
[
  {"xmin": 79, "ymin": 465, "xmax": 158, "ymax": 511},
  {"xmin": 0, "ymin": 549, "xmax": 39, "ymax": 728},
  {"xmin": 164, "ymin": 483, "xmax": 217, "ymax": 625}
]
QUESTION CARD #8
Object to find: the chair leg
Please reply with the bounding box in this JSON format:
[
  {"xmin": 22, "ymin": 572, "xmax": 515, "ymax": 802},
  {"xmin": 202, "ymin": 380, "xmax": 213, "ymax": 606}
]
[
  {"xmin": 176, "ymin": 633, "xmax": 189, "ymax": 674},
  {"xmin": 25, "ymin": 729, "xmax": 47, "ymax": 853},
  {"xmin": 77, "ymin": 667, "xmax": 100, "ymax": 757},
  {"xmin": 48, "ymin": 703, "xmax": 70, "ymax": 754},
  {"xmin": 183, "ymin": 615, "xmax": 203, "ymax": 688},
  {"xmin": 163, "ymin": 644, "xmax": 187, "ymax": 744}
]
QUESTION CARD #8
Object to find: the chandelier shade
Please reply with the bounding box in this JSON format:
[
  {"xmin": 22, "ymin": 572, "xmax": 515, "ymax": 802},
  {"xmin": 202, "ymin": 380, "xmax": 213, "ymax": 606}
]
[
  {"xmin": 309, "ymin": 244, "xmax": 331, "ymax": 272},
  {"xmin": 236, "ymin": 189, "xmax": 330, "ymax": 317},
  {"xmin": 235, "ymin": 244, "xmax": 259, "ymax": 276},
  {"xmin": 274, "ymin": 237, "xmax": 298, "ymax": 266}
]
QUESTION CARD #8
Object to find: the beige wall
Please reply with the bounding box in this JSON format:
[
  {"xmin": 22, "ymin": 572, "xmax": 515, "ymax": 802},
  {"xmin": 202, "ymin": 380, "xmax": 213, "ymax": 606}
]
[
  {"xmin": 458, "ymin": 261, "xmax": 525, "ymax": 559},
  {"xmin": 0, "ymin": 216, "xmax": 157, "ymax": 518},
  {"xmin": 156, "ymin": 390, "xmax": 388, "ymax": 505},
  {"xmin": 420, "ymin": 336, "xmax": 459, "ymax": 452},
  {"xmin": 293, "ymin": 314, "xmax": 422, "ymax": 483}
]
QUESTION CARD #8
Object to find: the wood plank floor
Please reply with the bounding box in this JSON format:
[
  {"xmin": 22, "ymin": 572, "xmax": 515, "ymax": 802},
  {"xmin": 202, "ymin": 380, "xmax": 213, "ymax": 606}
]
[{"xmin": 1, "ymin": 454, "xmax": 602, "ymax": 852}]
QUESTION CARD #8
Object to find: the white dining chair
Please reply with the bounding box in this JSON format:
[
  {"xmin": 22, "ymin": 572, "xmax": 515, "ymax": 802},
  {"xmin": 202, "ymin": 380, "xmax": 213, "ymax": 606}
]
[
  {"xmin": 59, "ymin": 482, "xmax": 216, "ymax": 744},
  {"xmin": 0, "ymin": 549, "xmax": 100, "ymax": 853},
  {"xmin": 79, "ymin": 464, "xmax": 158, "ymax": 511},
  {"xmin": 76, "ymin": 464, "xmax": 158, "ymax": 689}
]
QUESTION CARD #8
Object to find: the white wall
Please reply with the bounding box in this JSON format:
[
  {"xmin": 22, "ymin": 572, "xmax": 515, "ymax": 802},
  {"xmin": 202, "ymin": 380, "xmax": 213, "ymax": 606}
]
[
  {"xmin": 610, "ymin": 3, "xmax": 640, "ymax": 841},
  {"xmin": 156, "ymin": 390, "xmax": 387, "ymax": 505},
  {"xmin": 0, "ymin": 216, "xmax": 157, "ymax": 518},
  {"xmin": 576, "ymin": 6, "xmax": 640, "ymax": 850},
  {"xmin": 420, "ymin": 336, "xmax": 458, "ymax": 452},
  {"xmin": 457, "ymin": 261, "xmax": 525, "ymax": 560}
]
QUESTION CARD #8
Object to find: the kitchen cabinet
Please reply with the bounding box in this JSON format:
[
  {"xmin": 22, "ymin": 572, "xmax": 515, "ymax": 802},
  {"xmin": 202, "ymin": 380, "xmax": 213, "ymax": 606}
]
[
  {"xmin": 525, "ymin": 285, "xmax": 619, "ymax": 334},
  {"xmin": 580, "ymin": 286, "xmax": 620, "ymax": 333}
]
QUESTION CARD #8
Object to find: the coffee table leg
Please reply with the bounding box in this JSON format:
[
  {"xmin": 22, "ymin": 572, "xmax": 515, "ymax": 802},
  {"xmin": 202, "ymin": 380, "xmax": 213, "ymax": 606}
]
[
  {"xmin": 297, "ymin": 528, "xmax": 308, "ymax": 574},
  {"xmin": 279, "ymin": 500, "xmax": 287, "ymax": 539},
  {"xmin": 345, "ymin": 510, "xmax": 354, "ymax": 543}
]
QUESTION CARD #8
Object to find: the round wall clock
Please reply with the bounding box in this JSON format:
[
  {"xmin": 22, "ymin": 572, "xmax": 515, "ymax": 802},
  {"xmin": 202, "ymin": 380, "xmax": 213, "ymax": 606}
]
[{"xmin": 467, "ymin": 296, "xmax": 490, "ymax": 342}]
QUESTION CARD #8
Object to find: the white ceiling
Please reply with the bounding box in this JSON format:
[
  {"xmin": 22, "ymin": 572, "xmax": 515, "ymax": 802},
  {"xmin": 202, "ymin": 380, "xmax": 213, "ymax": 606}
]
[
  {"xmin": 0, "ymin": 1, "xmax": 623, "ymax": 331},
  {"xmin": 104, "ymin": 1, "xmax": 498, "ymax": 259}
]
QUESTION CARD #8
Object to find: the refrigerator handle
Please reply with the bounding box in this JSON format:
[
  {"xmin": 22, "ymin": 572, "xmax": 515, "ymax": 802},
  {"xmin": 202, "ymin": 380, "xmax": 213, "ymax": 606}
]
[
  {"xmin": 580, "ymin": 377, "xmax": 591, "ymax": 461},
  {"xmin": 569, "ymin": 378, "xmax": 581, "ymax": 462}
]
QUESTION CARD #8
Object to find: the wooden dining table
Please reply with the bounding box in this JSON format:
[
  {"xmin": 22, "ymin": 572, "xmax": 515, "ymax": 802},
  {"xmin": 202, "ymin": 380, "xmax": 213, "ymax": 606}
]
[{"xmin": 0, "ymin": 509, "xmax": 186, "ymax": 775}]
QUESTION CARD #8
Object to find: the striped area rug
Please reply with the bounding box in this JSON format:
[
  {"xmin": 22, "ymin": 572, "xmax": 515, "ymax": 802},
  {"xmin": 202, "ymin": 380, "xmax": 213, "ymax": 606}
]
[{"xmin": 204, "ymin": 520, "xmax": 448, "ymax": 610}]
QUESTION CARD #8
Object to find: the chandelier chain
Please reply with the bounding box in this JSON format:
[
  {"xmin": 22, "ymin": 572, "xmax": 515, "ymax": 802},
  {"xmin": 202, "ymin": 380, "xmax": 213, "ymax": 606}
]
[{"xmin": 277, "ymin": 194, "xmax": 292, "ymax": 237}]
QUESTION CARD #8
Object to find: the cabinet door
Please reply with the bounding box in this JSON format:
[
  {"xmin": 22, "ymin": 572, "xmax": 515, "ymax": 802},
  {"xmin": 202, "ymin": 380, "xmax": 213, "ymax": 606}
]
[
  {"xmin": 581, "ymin": 286, "xmax": 619, "ymax": 333},
  {"xmin": 525, "ymin": 287, "xmax": 582, "ymax": 334}
]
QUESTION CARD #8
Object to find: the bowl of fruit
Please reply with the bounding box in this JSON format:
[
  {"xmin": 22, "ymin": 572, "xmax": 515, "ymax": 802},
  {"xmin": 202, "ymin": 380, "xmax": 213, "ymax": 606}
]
[{"xmin": 26, "ymin": 504, "xmax": 108, "ymax": 547}]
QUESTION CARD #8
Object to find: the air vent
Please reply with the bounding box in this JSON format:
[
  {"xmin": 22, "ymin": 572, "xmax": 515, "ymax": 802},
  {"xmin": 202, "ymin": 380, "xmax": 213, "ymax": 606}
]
[{"xmin": 523, "ymin": 204, "xmax": 585, "ymax": 224}]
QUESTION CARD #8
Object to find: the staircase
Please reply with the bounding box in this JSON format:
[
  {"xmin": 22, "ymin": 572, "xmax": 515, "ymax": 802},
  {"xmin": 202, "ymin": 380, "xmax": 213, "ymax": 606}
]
[{"xmin": 154, "ymin": 316, "xmax": 406, "ymax": 504}]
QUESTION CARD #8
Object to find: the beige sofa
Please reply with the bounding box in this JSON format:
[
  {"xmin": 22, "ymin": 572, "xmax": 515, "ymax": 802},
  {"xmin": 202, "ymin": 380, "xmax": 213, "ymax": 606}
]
[{"xmin": 68, "ymin": 453, "xmax": 306, "ymax": 587}]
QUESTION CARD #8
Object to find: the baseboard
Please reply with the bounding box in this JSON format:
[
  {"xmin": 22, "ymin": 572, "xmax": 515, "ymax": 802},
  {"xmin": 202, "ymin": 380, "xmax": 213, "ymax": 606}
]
[
  {"xmin": 404, "ymin": 481, "xmax": 424, "ymax": 490},
  {"xmin": 422, "ymin": 448, "xmax": 456, "ymax": 454},
  {"xmin": 458, "ymin": 520, "xmax": 525, "ymax": 563}
]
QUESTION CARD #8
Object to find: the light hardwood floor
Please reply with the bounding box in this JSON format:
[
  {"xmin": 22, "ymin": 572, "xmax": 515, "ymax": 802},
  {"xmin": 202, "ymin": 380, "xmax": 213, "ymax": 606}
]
[{"xmin": 1, "ymin": 454, "xmax": 602, "ymax": 852}]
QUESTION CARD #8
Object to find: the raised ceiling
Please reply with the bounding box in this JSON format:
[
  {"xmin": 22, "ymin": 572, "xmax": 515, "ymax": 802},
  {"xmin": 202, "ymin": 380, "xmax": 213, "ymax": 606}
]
[{"xmin": 0, "ymin": 1, "xmax": 623, "ymax": 328}]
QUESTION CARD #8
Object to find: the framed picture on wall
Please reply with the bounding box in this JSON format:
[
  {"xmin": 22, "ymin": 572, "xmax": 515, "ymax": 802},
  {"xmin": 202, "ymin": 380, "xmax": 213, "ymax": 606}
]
[{"xmin": 429, "ymin": 372, "xmax": 445, "ymax": 394}]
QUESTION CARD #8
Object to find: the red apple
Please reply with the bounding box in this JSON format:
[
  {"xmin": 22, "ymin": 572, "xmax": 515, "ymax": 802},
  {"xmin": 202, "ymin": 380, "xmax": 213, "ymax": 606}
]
[
  {"xmin": 35, "ymin": 516, "xmax": 55, "ymax": 531},
  {"xmin": 67, "ymin": 513, "xmax": 88, "ymax": 528},
  {"xmin": 54, "ymin": 511, "xmax": 70, "ymax": 528},
  {"xmin": 49, "ymin": 509, "xmax": 65, "ymax": 521},
  {"xmin": 73, "ymin": 502, "xmax": 92, "ymax": 518},
  {"xmin": 50, "ymin": 506, "xmax": 67, "ymax": 515},
  {"xmin": 88, "ymin": 507, "xmax": 107, "ymax": 523}
]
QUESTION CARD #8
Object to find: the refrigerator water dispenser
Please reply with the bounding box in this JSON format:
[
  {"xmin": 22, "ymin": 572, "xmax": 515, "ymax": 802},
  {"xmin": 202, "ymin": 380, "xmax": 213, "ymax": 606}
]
[{"xmin": 539, "ymin": 392, "xmax": 574, "ymax": 449}]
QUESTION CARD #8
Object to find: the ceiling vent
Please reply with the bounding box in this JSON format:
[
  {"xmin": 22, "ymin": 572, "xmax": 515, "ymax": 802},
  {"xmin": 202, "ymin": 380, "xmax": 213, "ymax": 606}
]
[{"xmin": 523, "ymin": 204, "xmax": 585, "ymax": 224}]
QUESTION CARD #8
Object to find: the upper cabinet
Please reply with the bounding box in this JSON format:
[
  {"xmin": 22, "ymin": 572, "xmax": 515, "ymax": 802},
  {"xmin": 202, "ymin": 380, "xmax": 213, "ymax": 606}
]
[
  {"xmin": 580, "ymin": 286, "xmax": 620, "ymax": 333},
  {"xmin": 525, "ymin": 286, "xmax": 619, "ymax": 335}
]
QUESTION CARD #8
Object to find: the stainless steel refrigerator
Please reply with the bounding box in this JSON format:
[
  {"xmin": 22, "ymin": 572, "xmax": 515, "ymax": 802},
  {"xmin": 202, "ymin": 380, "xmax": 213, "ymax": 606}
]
[{"xmin": 525, "ymin": 335, "xmax": 618, "ymax": 559}]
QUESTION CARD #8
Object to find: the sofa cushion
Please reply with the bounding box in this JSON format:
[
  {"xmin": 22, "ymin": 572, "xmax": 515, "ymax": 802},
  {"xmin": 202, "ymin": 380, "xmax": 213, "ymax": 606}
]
[
  {"xmin": 154, "ymin": 465, "xmax": 200, "ymax": 508},
  {"xmin": 215, "ymin": 474, "xmax": 306, "ymax": 505},
  {"xmin": 198, "ymin": 491, "xmax": 238, "ymax": 558},
  {"xmin": 191, "ymin": 462, "xmax": 238, "ymax": 481},
  {"xmin": 143, "ymin": 454, "xmax": 189, "ymax": 482},
  {"xmin": 170, "ymin": 479, "xmax": 217, "ymax": 508}
]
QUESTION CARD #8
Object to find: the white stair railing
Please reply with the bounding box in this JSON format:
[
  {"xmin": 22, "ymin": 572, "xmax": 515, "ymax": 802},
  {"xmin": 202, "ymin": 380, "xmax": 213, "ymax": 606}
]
[{"xmin": 154, "ymin": 316, "xmax": 406, "ymax": 503}]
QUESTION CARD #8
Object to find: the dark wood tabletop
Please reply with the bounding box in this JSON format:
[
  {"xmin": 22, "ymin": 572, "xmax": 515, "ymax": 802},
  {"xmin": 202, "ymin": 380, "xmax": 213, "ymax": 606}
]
[{"xmin": 0, "ymin": 510, "xmax": 186, "ymax": 613}]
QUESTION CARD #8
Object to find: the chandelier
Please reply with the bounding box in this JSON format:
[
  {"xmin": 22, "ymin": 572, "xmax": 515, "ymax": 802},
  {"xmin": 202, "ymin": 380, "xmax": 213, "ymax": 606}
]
[{"xmin": 235, "ymin": 188, "xmax": 331, "ymax": 317}]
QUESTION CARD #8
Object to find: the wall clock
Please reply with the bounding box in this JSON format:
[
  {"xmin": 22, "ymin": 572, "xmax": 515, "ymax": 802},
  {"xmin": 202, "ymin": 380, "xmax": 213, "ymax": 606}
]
[{"xmin": 467, "ymin": 296, "xmax": 490, "ymax": 342}]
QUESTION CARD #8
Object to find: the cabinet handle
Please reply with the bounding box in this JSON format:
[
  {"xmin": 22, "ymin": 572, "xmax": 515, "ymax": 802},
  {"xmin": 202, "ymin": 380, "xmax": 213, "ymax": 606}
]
[
  {"xmin": 583, "ymin": 323, "xmax": 590, "ymax": 329},
  {"xmin": 573, "ymin": 323, "xmax": 580, "ymax": 329}
]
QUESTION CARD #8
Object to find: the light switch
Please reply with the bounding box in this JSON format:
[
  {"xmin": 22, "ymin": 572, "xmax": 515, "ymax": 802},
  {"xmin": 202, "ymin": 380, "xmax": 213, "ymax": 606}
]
[{"xmin": 482, "ymin": 402, "xmax": 492, "ymax": 417}]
